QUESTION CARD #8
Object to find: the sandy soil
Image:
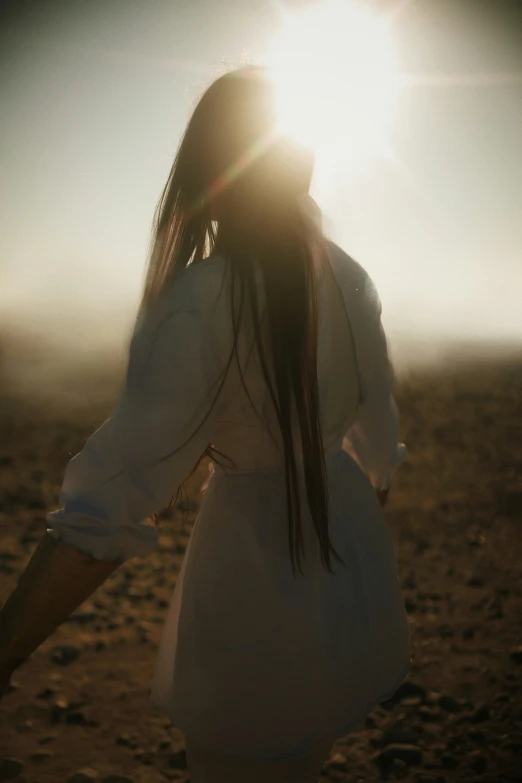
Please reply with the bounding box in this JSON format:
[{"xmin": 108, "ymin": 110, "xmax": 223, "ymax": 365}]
[{"xmin": 0, "ymin": 344, "xmax": 521, "ymax": 783}]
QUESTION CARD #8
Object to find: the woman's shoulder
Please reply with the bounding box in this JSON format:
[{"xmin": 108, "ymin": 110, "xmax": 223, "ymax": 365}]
[
  {"xmin": 326, "ymin": 241, "xmax": 370, "ymax": 287},
  {"xmin": 155, "ymin": 253, "xmax": 230, "ymax": 313},
  {"xmin": 326, "ymin": 241, "xmax": 382, "ymax": 315}
]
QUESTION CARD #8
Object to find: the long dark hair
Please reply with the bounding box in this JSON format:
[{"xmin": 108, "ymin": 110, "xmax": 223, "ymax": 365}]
[{"xmin": 142, "ymin": 66, "xmax": 345, "ymax": 577}]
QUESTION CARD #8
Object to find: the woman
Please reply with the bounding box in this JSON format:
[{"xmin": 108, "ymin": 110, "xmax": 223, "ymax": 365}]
[{"xmin": 0, "ymin": 66, "xmax": 411, "ymax": 782}]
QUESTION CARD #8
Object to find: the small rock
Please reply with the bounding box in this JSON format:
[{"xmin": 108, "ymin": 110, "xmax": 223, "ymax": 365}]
[
  {"xmin": 116, "ymin": 734, "xmax": 131, "ymax": 746},
  {"xmin": 67, "ymin": 609, "xmax": 96, "ymax": 625},
  {"xmin": 328, "ymin": 752, "xmax": 347, "ymax": 769},
  {"xmin": 418, "ymin": 706, "xmax": 440, "ymax": 722},
  {"xmin": 441, "ymin": 753, "xmax": 459, "ymax": 769},
  {"xmin": 374, "ymin": 744, "xmax": 423, "ymax": 767},
  {"xmin": 381, "ymin": 729, "xmax": 420, "ymax": 746},
  {"xmin": 401, "ymin": 696, "xmax": 422, "ymax": 707},
  {"xmin": 0, "ymin": 758, "xmax": 25, "ymax": 781},
  {"xmin": 95, "ymin": 641, "xmax": 106, "ymax": 652},
  {"xmin": 158, "ymin": 740, "xmax": 172, "ymax": 751},
  {"xmin": 381, "ymin": 680, "xmax": 428, "ymax": 710},
  {"xmin": 49, "ymin": 697, "xmax": 69, "ymax": 724},
  {"xmin": 51, "ymin": 645, "xmax": 80, "ymax": 666},
  {"xmin": 28, "ymin": 751, "xmax": 53, "ymax": 763},
  {"xmin": 67, "ymin": 771, "xmax": 100, "ymax": 783},
  {"xmin": 438, "ymin": 695, "xmax": 462, "ymax": 713}
]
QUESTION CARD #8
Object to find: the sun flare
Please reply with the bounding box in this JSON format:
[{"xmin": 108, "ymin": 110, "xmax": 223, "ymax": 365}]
[{"xmin": 265, "ymin": 0, "xmax": 400, "ymax": 173}]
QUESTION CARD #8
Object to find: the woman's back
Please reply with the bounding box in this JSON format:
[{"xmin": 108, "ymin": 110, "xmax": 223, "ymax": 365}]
[
  {"xmin": 148, "ymin": 234, "xmax": 412, "ymax": 761},
  {"xmin": 206, "ymin": 238, "xmax": 361, "ymax": 472}
]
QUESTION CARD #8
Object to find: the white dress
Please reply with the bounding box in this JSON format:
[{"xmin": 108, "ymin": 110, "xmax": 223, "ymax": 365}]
[{"xmin": 46, "ymin": 202, "xmax": 411, "ymax": 762}]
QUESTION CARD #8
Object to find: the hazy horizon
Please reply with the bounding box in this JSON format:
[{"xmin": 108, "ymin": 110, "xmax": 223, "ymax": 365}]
[{"xmin": 1, "ymin": 0, "xmax": 521, "ymax": 401}]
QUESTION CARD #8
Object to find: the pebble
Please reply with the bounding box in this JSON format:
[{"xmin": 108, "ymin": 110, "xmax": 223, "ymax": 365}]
[
  {"xmin": 51, "ymin": 644, "xmax": 80, "ymax": 666},
  {"xmin": 328, "ymin": 752, "xmax": 347, "ymax": 769},
  {"xmin": 381, "ymin": 729, "xmax": 420, "ymax": 746},
  {"xmin": 401, "ymin": 696, "xmax": 422, "ymax": 707},
  {"xmin": 66, "ymin": 609, "xmax": 97, "ymax": 625},
  {"xmin": 374, "ymin": 743, "xmax": 423, "ymax": 767},
  {"xmin": 0, "ymin": 758, "xmax": 25, "ymax": 781},
  {"xmin": 418, "ymin": 706, "xmax": 440, "ymax": 722},
  {"xmin": 384, "ymin": 680, "xmax": 428, "ymax": 707},
  {"xmin": 67, "ymin": 770, "xmax": 99, "ymax": 783},
  {"xmin": 49, "ymin": 698, "xmax": 69, "ymax": 724}
]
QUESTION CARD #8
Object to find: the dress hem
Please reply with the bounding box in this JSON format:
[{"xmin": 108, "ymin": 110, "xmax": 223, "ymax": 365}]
[{"xmin": 149, "ymin": 657, "xmax": 413, "ymax": 763}]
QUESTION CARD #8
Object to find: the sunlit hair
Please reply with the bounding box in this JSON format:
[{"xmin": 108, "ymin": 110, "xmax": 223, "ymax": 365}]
[{"xmin": 140, "ymin": 65, "xmax": 345, "ymax": 577}]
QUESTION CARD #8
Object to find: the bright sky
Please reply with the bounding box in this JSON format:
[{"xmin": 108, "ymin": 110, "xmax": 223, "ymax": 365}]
[{"xmin": 1, "ymin": 0, "xmax": 521, "ymax": 376}]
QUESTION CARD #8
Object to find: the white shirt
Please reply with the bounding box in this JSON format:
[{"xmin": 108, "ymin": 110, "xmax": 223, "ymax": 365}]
[{"xmin": 46, "ymin": 207, "xmax": 411, "ymax": 761}]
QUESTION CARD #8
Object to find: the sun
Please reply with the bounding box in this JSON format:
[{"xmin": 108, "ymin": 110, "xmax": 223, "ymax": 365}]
[{"xmin": 265, "ymin": 0, "xmax": 400, "ymax": 174}]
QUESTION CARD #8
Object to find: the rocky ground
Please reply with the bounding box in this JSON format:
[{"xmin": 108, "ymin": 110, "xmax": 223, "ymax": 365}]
[{"xmin": 0, "ymin": 346, "xmax": 521, "ymax": 783}]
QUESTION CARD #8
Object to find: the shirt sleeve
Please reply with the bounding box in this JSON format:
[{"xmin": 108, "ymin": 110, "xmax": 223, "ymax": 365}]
[
  {"xmin": 46, "ymin": 264, "xmax": 229, "ymax": 562},
  {"xmin": 341, "ymin": 257, "xmax": 407, "ymax": 491}
]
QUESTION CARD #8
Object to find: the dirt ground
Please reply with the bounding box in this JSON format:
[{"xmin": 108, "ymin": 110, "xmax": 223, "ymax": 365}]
[{"xmin": 0, "ymin": 343, "xmax": 521, "ymax": 783}]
